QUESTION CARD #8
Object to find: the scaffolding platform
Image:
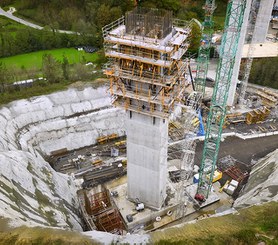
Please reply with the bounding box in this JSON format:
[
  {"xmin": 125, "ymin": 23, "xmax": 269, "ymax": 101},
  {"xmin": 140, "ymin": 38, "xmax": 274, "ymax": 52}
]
[{"xmin": 103, "ymin": 7, "xmax": 192, "ymax": 120}]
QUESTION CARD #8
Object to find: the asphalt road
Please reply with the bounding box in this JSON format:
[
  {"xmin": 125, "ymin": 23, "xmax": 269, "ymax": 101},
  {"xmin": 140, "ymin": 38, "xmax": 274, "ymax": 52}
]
[
  {"xmin": 194, "ymin": 134, "xmax": 278, "ymax": 165},
  {"xmin": 0, "ymin": 7, "xmax": 75, "ymax": 34}
]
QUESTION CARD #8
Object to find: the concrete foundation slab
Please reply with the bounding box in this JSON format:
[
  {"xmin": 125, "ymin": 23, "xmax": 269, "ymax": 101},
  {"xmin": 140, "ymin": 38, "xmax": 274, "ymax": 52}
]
[
  {"xmin": 105, "ymin": 176, "xmax": 227, "ymax": 233},
  {"xmin": 107, "ymin": 180, "xmax": 179, "ymax": 232}
]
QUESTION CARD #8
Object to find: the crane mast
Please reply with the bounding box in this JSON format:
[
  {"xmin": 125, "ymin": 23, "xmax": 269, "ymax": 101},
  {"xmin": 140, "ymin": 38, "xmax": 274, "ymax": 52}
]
[
  {"xmin": 195, "ymin": 0, "xmax": 216, "ymax": 95},
  {"xmin": 197, "ymin": 0, "xmax": 247, "ymax": 199}
]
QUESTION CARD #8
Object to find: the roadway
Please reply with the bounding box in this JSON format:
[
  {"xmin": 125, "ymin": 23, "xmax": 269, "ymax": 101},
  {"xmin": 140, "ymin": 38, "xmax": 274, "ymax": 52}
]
[{"xmin": 0, "ymin": 7, "xmax": 76, "ymax": 34}]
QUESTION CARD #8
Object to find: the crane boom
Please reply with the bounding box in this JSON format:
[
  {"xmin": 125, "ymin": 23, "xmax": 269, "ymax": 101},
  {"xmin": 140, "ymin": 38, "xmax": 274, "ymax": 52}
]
[
  {"xmin": 197, "ymin": 0, "xmax": 247, "ymax": 199},
  {"xmin": 195, "ymin": 0, "xmax": 216, "ymax": 95}
]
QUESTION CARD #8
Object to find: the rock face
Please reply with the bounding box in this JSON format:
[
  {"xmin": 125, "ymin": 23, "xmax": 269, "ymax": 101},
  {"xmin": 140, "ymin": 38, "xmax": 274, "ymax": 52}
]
[
  {"xmin": 0, "ymin": 86, "xmax": 125, "ymax": 229},
  {"xmin": 234, "ymin": 149, "xmax": 278, "ymax": 208}
]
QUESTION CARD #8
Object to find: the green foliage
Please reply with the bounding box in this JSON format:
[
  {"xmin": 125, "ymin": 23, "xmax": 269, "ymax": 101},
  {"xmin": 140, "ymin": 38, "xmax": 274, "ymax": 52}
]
[
  {"xmin": 152, "ymin": 202, "xmax": 278, "ymax": 245},
  {"xmin": 62, "ymin": 55, "xmax": 69, "ymax": 80},
  {"xmin": 0, "ymin": 62, "xmax": 8, "ymax": 92},
  {"xmin": 94, "ymin": 50, "xmax": 107, "ymax": 68},
  {"xmin": 6, "ymin": 0, "xmax": 133, "ymax": 32},
  {"xmin": 0, "ymin": 81, "xmax": 69, "ymax": 106},
  {"xmin": 140, "ymin": 0, "xmax": 181, "ymax": 14},
  {"xmin": 0, "ymin": 222, "xmax": 96, "ymax": 245},
  {"xmin": 249, "ymin": 57, "xmax": 278, "ymax": 89},
  {"xmin": 188, "ymin": 21, "xmax": 202, "ymax": 55},
  {"xmin": 140, "ymin": 0, "xmax": 227, "ymax": 30},
  {"xmin": 42, "ymin": 54, "xmax": 62, "ymax": 83},
  {"xmin": 0, "ymin": 16, "xmax": 98, "ymax": 58},
  {"xmin": 1, "ymin": 0, "xmax": 228, "ymax": 60},
  {"xmin": 0, "ymin": 48, "xmax": 98, "ymax": 70}
]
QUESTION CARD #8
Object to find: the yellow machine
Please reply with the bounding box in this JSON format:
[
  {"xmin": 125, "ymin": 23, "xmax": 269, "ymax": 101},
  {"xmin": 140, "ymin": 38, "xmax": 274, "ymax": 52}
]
[
  {"xmin": 207, "ymin": 170, "xmax": 223, "ymax": 183},
  {"xmin": 219, "ymin": 180, "xmax": 230, "ymax": 193}
]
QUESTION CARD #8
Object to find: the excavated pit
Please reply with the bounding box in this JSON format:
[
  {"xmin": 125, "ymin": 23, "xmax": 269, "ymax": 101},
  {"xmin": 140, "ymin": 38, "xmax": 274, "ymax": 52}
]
[
  {"xmin": 0, "ymin": 85, "xmax": 125, "ymax": 231},
  {"xmin": 0, "ymin": 84, "xmax": 277, "ymax": 243}
]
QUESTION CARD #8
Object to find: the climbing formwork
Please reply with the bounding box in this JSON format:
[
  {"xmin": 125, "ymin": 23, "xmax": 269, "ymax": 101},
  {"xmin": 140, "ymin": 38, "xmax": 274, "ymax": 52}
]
[
  {"xmin": 103, "ymin": 9, "xmax": 190, "ymax": 120},
  {"xmin": 103, "ymin": 7, "xmax": 191, "ymax": 209}
]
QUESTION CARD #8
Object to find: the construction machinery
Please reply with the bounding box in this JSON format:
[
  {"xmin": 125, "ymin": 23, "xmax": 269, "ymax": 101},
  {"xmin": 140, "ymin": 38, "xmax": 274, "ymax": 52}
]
[
  {"xmin": 195, "ymin": 0, "xmax": 216, "ymax": 95},
  {"xmin": 196, "ymin": 0, "xmax": 248, "ymax": 200}
]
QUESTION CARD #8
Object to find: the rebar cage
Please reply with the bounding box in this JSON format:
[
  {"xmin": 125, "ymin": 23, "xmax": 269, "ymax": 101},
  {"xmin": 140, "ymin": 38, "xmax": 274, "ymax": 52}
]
[{"xmin": 125, "ymin": 7, "xmax": 173, "ymax": 39}]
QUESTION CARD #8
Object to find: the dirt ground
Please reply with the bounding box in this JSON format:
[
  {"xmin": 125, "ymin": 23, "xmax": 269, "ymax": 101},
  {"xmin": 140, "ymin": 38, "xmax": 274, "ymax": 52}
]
[{"xmin": 194, "ymin": 134, "xmax": 278, "ymax": 165}]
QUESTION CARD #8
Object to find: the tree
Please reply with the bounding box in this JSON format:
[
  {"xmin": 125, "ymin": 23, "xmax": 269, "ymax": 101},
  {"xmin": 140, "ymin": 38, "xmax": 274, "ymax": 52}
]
[
  {"xmin": 0, "ymin": 62, "xmax": 8, "ymax": 93},
  {"xmin": 42, "ymin": 54, "xmax": 61, "ymax": 83},
  {"xmin": 70, "ymin": 63, "xmax": 91, "ymax": 81},
  {"xmin": 249, "ymin": 57, "xmax": 278, "ymax": 89},
  {"xmin": 62, "ymin": 55, "xmax": 69, "ymax": 81},
  {"xmin": 187, "ymin": 21, "xmax": 202, "ymax": 55},
  {"xmin": 96, "ymin": 4, "xmax": 112, "ymax": 29}
]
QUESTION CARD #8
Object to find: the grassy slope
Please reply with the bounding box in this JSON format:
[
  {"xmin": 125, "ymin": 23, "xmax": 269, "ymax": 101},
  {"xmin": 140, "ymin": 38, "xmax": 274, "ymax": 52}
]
[
  {"xmin": 0, "ymin": 224, "xmax": 97, "ymax": 245},
  {"xmin": 0, "ymin": 15, "xmax": 30, "ymax": 33},
  {"xmin": 0, "ymin": 82, "xmax": 70, "ymax": 106},
  {"xmin": 0, "ymin": 202, "xmax": 277, "ymax": 244},
  {"xmin": 0, "ymin": 48, "xmax": 99, "ymax": 70},
  {"xmin": 0, "ymin": 15, "xmax": 31, "ymax": 42},
  {"xmin": 152, "ymin": 201, "xmax": 278, "ymax": 244}
]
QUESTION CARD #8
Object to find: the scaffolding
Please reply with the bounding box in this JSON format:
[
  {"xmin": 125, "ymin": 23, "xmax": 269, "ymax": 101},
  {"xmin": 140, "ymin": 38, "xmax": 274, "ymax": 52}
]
[
  {"xmin": 77, "ymin": 187, "xmax": 126, "ymax": 234},
  {"xmin": 176, "ymin": 107, "xmax": 200, "ymax": 217},
  {"xmin": 103, "ymin": 8, "xmax": 192, "ymax": 119}
]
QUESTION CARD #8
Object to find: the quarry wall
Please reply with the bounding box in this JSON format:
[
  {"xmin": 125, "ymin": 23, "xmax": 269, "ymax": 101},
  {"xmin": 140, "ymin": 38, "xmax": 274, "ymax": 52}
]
[{"xmin": 0, "ymin": 86, "xmax": 125, "ymax": 230}]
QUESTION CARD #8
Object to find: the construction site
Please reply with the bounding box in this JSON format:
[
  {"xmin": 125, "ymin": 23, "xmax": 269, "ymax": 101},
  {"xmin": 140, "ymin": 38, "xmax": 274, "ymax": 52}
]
[{"xmin": 45, "ymin": 1, "xmax": 278, "ymax": 236}]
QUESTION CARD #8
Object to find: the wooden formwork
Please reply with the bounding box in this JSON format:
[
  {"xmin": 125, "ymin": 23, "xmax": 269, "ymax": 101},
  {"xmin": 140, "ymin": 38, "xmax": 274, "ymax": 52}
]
[
  {"xmin": 78, "ymin": 187, "xmax": 126, "ymax": 234},
  {"xmin": 95, "ymin": 208, "xmax": 125, "ymax": 234},
  {"xmin": 89, "ymin": 189, "xmax": 111, "ymax": 215},
  {"xmin": 246, "ymin": 106, "xmax": 270, "ymax": 125}
]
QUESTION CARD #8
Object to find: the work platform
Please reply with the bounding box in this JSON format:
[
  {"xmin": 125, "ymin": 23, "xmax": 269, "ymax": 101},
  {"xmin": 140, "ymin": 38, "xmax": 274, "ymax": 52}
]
[{"xmin": 104, "ymin": 176, "xmax": 223, "ymax": 233}]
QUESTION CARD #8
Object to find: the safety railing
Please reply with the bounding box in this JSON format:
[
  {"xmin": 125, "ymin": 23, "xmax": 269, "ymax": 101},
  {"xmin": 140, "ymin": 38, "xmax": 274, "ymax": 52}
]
[{"xmin": 102, "ymin": 16, "xmax": 125, "ymax": 38}]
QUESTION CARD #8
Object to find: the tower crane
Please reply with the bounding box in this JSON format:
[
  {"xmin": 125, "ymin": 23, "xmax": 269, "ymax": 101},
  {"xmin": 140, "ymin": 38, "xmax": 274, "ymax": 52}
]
[
  {"xmin": 196, "ymin": 0, "xmax": 247, "ymax": 201},
  {"xmin": 195, "ymin": 0, "xmax": 216, "ymax": 95}
]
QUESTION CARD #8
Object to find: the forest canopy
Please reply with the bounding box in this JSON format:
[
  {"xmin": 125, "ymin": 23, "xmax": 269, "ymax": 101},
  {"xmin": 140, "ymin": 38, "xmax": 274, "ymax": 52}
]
[{"xmin": 0, "ymin": 0, "xmax": 228, "ymax": 58}]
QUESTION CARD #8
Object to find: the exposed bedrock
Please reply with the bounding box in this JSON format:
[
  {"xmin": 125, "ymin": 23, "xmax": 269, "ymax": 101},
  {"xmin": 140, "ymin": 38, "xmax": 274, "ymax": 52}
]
[
  {"xmin": 0, "ymin": 86, "xmax": 125, "ymax": 230},
  {"xmin": 234, "ymin": 149, "xmax": 278, "ymax": 208}
]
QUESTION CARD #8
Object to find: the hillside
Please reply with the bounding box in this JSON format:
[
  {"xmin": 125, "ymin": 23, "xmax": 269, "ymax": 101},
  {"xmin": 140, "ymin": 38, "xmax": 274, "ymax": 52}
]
[
  {"xmin": 0, "ymin": 201, "xmax": 277, "ymax": 244},
  {"xmin": 151, "ymin": 201, "xmax": 278, "ymax": 245},
  {"xmin": 1, "ymin": 0, "xmax": 227, "ymax": 31}
]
